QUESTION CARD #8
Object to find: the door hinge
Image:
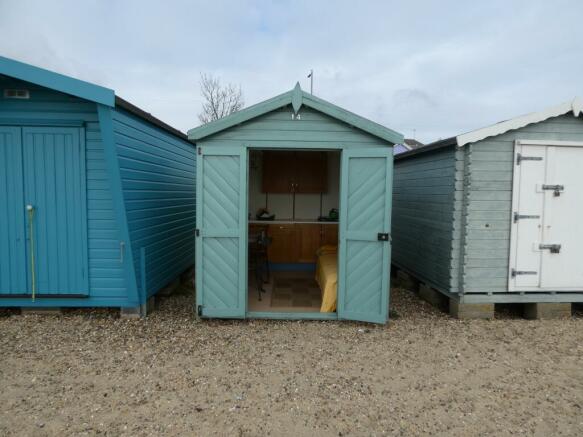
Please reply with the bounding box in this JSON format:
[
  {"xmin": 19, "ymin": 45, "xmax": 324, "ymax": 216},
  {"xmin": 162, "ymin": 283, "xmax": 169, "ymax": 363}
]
[
  {"xmin": 516, "ymin": 153, "xmax": 543, "ymax": 165},
  {"xmin": 513, "ymin": 212, "xmax": 540, "ymax": 223},
  {"xmin": 539, "ymin": 243, "xmax": 561, "ymax": 254},
  {"xmin": 195, "ymin": 229, "xmax": 200, "ymax": 237},
  {"xmin": 511, "ymin": 269, "xmax": 538, "ymax": 277},
  {"xmin": 197, "ymin": 305, "xmax": 202, "ymax": 317},
  {"xmin": 197, "ymin": 147, "xmax": 202, "ymax": 155},
  {"xmin": 542, "ymin": 184, "xmax": 564, "ymax": 196}
]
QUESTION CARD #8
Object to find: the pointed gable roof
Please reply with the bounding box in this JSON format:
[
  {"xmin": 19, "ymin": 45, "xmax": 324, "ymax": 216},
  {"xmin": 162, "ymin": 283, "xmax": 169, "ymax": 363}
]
[
  {"xmin": 457, "ymin": 97, "xmax": 583, "ymax": 146},
  {"xmin": 188, "ymin": 82, "xmax": 403, "ymax": 144}
]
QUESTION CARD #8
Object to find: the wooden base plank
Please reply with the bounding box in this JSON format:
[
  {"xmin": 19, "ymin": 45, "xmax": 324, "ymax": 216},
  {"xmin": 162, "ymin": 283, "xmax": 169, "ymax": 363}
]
[
  {"xmin": 21, "ymin": 307, "xmax": 63, "ymax": 316},
  {"xmin": 395, "ymin": 269, "xmax": 419, "ymax": 292}
]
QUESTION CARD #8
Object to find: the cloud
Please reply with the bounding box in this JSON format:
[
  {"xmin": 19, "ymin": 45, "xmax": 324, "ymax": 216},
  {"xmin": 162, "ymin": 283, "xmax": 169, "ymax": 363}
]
[{"xmin": 0, "ymin": 0, "xmax": 582, "ymax": 143}]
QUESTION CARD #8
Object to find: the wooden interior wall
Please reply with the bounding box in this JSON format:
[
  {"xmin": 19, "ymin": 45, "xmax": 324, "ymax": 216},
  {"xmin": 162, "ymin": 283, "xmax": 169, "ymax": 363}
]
[{"xmin": 248, "ymin": 150, "xmax": 340, "ymax": 220}]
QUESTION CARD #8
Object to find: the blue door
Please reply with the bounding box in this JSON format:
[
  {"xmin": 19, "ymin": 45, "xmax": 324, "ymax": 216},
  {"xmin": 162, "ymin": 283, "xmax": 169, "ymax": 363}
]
[
  {"xmin": 338, "ymin": 148, "xmax": 393, "ymax": 324},
  {"xmin": 195, "ymin": 146, "xmax": 247, "ymax": 317},
  {"xmin": 1, "ymin": 126, "xmax": 88, "ymax": 296},
  {"xmin": 0, "ymin": 127, "xmax": 27, "ymax": 294},
  {"xmin": 21, "ymin": 127, "xmax": 88, "ymax": 296}
]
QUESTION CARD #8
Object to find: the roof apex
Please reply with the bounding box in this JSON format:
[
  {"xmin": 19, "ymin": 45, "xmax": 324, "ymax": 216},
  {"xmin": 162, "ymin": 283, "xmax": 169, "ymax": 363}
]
[
  {"xmin": 188, "ymin": 85, "xmax": 403, "ymax": 144},
  {"xmin": 291, "ymin": 82, "xmax": 303, "ymax": 113}
]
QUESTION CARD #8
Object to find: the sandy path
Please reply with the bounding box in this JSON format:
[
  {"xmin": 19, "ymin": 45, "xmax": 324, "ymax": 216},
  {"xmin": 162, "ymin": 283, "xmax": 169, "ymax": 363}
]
[{"xmin": 1, "ymin": 287, "xmax": 582, "ymax": 436}]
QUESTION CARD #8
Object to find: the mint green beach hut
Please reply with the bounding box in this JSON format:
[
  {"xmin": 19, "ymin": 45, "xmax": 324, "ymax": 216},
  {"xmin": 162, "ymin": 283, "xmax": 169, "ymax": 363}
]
[{"xmin": 188, "ymin": 84, "xmax": 403, "ymax": 324}]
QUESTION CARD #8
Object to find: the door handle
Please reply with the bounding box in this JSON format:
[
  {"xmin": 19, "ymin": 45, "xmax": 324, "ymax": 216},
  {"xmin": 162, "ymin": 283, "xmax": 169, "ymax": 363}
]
[
  {"xmin": 539, "ymin": 243, "xmax": 561, "ymax": 254},
  {"xmin": 26, "ymin": 204, "xmax": 36, "ymax": 300},
  {"xmin": 542, "ymin": 184, "xmax": 564, "ymax": 196}
]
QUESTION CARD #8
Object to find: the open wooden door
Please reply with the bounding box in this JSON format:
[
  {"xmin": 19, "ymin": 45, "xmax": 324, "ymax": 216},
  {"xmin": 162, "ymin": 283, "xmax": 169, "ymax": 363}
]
[
  {"xmin": 195, "ymin": 146, "xmax": 247, "ymax": 318},
  {"xmin": 338, "ymin": 148, "xmax": 392, "ymax": 324}
]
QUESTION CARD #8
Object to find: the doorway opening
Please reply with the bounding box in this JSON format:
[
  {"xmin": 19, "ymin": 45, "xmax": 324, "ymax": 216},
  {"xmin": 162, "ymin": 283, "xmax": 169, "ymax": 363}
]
[{"xmin": 246, "ymin": 149, "xmax": 340, "ymax": 315}]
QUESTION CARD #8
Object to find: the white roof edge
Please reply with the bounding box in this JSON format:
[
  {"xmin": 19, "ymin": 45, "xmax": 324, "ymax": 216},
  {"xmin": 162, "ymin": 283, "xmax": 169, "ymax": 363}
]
[{"xmin": 456, "ymin": 97, "xmax": 583, "ymax": 147}]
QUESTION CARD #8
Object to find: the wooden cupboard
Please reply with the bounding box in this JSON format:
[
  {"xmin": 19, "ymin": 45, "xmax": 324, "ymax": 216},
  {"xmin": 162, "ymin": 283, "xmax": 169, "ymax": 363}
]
[
  {"xmin": 297, "ymin": 224, "xmax": 323, "ymax": 263},
  {"xmin": 266, "ymin": 224, "xmax": 299, "ymax": 263},
  {"xmin": 294, "ymin": 152, "xmax": 327, "ymax": 193},
  {"xmin": 261, "ymin": 151, "xmax": 295, "ymax": 193},
  {"xmin": 262, "ymin": 151, "xmax": 327, "ymax": 193},
  {"xmin": 263, "ymin": 223, "xmax": 338, "ymax": 263},
  {"xmin": 321, "ymin": 224, "xmax": 339, "ymax": 246}
]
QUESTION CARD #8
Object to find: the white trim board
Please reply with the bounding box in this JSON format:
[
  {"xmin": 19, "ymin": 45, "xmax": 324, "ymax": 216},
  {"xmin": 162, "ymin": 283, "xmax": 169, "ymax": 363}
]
[
  {"xmin": 517, "ymin": 139, "xmax": 583, "ymax": 147},
  {"xmin": 456, "ymin": 97, "xmax": 583, "ymax": 147}
]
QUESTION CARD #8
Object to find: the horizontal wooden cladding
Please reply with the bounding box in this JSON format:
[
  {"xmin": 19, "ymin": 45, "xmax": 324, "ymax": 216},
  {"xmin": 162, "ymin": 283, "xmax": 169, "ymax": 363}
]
[
  {"xmin": 113, "ymin": 107, "xmax": 195, "ymax": 297},
  {"xmin": 392, "ymin": 146, "xmax": 457, "ymax": 293},
  {"xmin": 204, "ymin": 106, "xmax": 384, "ymax": 147},
  {"xmin": 86, "ymin": 133, "xmax": 127, "ymax": 297},
  {"xmin": 215, "ymin": 128, "xmax": 378, "ymax": 143},
  {"xmin": 393, "ymin": 177, "xmax": 456, "ymax": 189}
]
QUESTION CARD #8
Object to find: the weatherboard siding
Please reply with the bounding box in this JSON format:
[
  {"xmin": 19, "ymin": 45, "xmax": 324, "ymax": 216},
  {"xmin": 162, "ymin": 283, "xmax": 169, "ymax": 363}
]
[
  {"xmin": 0, "ymin": 79, "xmax": 128, "ymax": 302},
  {"xmin": 392, "ymin": 146, "xmax": 457, "ymax": 292},
  {"xmin": 462, "ymin": 114, "xmax": 583, "ymax": 293},
  {"xmin": 112, "ymin": 108, "xmax": 195, "ymax": 297},
  {"xmin": 202, "ymin": 105, "xmax": 387, "ymax": 148}
]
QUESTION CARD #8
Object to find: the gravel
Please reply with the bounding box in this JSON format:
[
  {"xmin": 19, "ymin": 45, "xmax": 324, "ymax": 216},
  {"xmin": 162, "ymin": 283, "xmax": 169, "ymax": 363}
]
[{"xmin": 1, "ymin": 285, "xmax": 582, "ymax": 436}]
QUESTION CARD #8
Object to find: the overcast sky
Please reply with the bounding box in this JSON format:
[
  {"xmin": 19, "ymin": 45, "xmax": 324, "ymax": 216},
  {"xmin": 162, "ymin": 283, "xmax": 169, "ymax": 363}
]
[{"xmin": 1, "ymin": 0, "xmax": 582, "ymax": 143}]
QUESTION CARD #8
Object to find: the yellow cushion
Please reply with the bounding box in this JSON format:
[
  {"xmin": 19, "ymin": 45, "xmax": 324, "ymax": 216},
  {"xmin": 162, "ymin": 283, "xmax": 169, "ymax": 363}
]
[{"xmin": 315, "ymin": 252, "xmax": 338, "ymax": 312}]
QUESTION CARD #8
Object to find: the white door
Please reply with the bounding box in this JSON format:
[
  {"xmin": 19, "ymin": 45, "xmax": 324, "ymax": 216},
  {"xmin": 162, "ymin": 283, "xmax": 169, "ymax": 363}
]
[{"xmin": 509, "ymin": 141, "xmax": 583, "ymax": 291}]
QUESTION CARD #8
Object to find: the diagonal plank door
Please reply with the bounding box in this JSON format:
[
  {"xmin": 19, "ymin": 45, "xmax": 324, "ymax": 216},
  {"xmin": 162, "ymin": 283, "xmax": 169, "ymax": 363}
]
[
  {"xmin": 196, "ymin": 146, "xmax": 247, "ymax": 318},
  {"xmin": 338, "ymin": 148, "xmax": 393, "ymax": 324}
]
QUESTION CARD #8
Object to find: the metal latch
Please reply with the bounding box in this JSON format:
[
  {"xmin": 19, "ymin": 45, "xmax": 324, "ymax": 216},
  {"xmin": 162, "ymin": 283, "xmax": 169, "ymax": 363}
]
[
  {"xmin": 539, "ymin": 243, "xmax": 561, "ymax": 254},
  {"xmin": 513, "ymin": 212, "xmax": 540, "ymax": 223},
  {"xmin": 542, "ymin": 184, "xmax": 564, "ymax": 196},
  {"xmin": 197, "ymin": 305, "xmax": 203, "ymax": 317},
  {"xmin": 516, "ymin": 153, "xmax": 543, "ymax": 165},
  {"xmin": 511, "ymin": 269, "xmax": 538, "ymax": 277},
  {"xmin": 195, "ymin": 229, "xmax": 200, "ymax": 237},
  {"xmin": 377, "ymin": 233, "xmax": 389, "ymax": 242}
]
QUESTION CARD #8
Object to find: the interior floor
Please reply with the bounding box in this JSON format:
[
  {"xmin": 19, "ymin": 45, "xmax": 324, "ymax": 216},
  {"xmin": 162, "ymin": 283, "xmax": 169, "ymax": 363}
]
[{"xmin": 247, "ymin": 270, "xmax": 323, "ymax": 313}]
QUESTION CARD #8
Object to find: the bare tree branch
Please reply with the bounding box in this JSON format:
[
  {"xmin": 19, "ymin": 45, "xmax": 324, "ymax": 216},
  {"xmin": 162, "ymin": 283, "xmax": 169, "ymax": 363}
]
[{"xmin": 198, "ymin": 73, "xmax": 244, "ymax": 124}]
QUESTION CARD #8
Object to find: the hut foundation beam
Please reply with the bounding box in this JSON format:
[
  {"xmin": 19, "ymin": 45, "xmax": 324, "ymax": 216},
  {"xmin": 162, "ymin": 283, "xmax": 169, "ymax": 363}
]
[
  {"xmin": 524, "ymin": 303, "xmax": 571, "ymax": 320},
  {"xmin": 419, "ymin": 283, "xmax": 448, "ymax": 310},
  {"xmin": 450, "ymin": 300, "xmax": 494, "ymax": 320},
  {"xmin": 120, "ymin": 296, "xmax": 155, "ymax": 319},
  {"xmin": 396, "ymin": 269, "xmax": 419, "ymax": 292}
]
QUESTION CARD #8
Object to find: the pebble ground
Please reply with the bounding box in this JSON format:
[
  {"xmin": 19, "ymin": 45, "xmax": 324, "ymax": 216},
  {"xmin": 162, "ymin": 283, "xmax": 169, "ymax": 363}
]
[{"xmin": 1, "ymin": 285, "xmax": 582, "ymax": 436}]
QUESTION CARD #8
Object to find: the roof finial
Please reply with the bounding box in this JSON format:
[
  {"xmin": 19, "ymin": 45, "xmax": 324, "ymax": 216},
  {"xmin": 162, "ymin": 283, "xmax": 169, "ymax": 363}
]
[
  {"xmin": 291, "ymin": 82, "xmax": 303, "ymax": 114},
  {"xmin": 572, "ymin": 97, "xmax": 582, "ymax": 117}
]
